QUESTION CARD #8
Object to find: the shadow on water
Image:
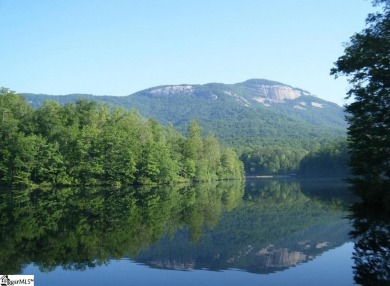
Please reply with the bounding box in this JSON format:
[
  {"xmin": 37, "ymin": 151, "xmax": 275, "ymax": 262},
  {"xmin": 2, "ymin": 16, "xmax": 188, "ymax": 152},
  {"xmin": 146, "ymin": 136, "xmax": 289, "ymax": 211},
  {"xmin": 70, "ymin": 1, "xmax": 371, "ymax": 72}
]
[
  {"xmin": 349, "ymin": 180, "xmax": 390, "ymax": 286},
  {"xmin": 0, "ymin": 179, "xmax": 353, "ymax": 276}
]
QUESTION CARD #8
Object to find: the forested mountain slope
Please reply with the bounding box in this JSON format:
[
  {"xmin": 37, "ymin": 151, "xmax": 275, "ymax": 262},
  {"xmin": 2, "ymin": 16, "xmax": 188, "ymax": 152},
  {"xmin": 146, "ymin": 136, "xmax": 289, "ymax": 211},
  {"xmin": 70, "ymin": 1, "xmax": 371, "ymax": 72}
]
[{"xmin": 22, "ymin": 79, "xmax": 346, "ymax": 148}]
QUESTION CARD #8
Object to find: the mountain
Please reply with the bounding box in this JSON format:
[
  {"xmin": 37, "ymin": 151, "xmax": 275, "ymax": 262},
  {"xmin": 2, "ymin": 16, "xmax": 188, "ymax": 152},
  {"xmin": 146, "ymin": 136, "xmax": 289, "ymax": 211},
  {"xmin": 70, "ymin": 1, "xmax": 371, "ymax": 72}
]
[{"xmin": 22, "ymin": 79, "xmax": 346, "ymax": 148}]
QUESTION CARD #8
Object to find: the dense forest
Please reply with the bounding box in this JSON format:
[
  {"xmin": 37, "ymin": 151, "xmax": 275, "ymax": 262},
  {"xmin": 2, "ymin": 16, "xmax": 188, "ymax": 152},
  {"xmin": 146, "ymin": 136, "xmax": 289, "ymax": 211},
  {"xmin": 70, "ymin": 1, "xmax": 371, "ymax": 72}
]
[
  {"xmin": 0, "ymin": 88, "xmax": 244, "ymax": 187},
  {"xmin": 21, "ymin": 79, "xmax": 348, "ymax": 175},
  {"xmin": 298, "ymin": 141, "xmax": 349, "ymax": 178},
  {"xmin": 240, "ymin": 146, "xmax": 306, "ymax": 175},
  {"xmin": 1, "ymin": 86, "xmax": 350, "ymax": 182},
  {"xmin": 239, "ymin": 141, "xmax": 349, "ymax": 177}
]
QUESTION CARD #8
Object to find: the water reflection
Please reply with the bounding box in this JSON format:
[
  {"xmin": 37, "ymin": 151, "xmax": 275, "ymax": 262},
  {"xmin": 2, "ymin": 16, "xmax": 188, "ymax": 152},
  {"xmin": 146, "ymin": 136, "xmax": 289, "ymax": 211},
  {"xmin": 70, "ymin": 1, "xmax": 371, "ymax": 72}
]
[
  {"xmin": 349, "ymin": 181, "xmax": 390, "ymax": 285},
  {"xmin": 137, "ymin": 179, "xmax": 351, "ymax": 273},
  {"xmin": 0, "ymin": 179, "xmax": 351, "ymax": 276},
  {"xmin": 0, "ymin": 182, "xmax": 243, "ymax": 274}
]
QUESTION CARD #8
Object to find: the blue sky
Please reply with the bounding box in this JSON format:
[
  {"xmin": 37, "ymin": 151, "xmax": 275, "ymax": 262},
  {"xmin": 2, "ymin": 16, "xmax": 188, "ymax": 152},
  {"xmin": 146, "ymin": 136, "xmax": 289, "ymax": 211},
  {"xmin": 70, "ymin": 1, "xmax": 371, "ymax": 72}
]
[{"xmin": 0, "ymin": 0, "xmax": 376, "ymax": 105}]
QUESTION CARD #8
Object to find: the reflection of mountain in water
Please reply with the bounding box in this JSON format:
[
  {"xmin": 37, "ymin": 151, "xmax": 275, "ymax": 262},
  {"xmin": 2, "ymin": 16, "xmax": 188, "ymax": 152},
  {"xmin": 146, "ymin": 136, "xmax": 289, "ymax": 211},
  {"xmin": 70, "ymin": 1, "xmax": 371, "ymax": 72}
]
[
  {"xmin": 0, "ymin": 179, "xmax": 351, "ymax": 275},
  {"xmin": 136, "ymin": 180, "xmax": 352, "ymax": 273},
  {"xmin": 254, "ymin": 245, "xmax": 307, "ymax": 268}
]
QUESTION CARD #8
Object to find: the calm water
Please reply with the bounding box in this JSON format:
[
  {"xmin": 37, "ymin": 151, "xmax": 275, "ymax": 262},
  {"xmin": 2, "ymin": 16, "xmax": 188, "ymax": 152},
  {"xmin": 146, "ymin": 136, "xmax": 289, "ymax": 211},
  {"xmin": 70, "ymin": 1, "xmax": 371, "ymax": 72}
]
[{"xmin": 0, "ymin": 179, "xmax": 385, "ymax": 285}]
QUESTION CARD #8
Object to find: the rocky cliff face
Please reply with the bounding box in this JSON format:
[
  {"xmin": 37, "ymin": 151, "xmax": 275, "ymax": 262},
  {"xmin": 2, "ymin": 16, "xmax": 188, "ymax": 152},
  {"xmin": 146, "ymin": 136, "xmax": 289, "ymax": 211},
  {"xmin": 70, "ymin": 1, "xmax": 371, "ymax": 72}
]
[
  {"xmin": 238, "ymin": 79, "xmax": 313, "ymax": 103},
  {"xmin": 145, "ymin": 79, "xmax": 313, "ymax": 103},
  {"xmin": 250, "ymin": 84, "xmax": 307, "ymax": 101},
  {"xmin": 149, "ymin": 85, "xmax": 194, "ymax": 95}
]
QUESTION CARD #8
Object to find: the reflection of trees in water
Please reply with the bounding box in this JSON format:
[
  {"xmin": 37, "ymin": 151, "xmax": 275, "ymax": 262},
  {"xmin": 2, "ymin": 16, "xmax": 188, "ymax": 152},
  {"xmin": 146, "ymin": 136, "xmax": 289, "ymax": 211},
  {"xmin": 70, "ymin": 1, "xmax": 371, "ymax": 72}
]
[
  {"xmin": 0, "ymin": 179, "xmax": 351, "ymax": 275},
  {"xmin": 220, "ymin": 180, "xmax": 350, "ymax": 271},
  {"xmin": 0, "ymin": 181, "xmax": 244, "ymax": 274},
  {"xmin": 349, "ymin": 181, "xmax": 390, "ymax": 286},
  {"xmin": 245, "ymin": 180, "xmax": 305, "ymax": 203},
  {"xmin": 136, "ymin": 179, "xmax": 351, "ymax": 273}
]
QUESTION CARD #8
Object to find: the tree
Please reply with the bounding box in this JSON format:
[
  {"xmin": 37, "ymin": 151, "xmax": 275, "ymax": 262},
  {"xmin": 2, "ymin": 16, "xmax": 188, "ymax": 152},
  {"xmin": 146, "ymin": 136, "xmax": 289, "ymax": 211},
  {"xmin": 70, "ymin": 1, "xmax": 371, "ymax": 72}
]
[
  {"xmin": 182, "ymin": 120, "xmax": 203, "ymax": 180},
  {"xmin": 219, "ymin": 148, "xmax": 244, "ymax": 180},
  {"xmin": 299, "ymin": 141, "xmax": 349, "ymax": 178},
  {"xmin": 331, "ymin": 1, "xmax": 390, "ymax": 187},
  {"xmin": 0, "ymin": 88, "xmax": 35, "ymax": 186},
  {"xmin": 196, "ymin": 133, "xmax": 221, "ymax": 181},
  {"xmin": 0, "ymin": 92, "xmax": 244, "ymax": 187},
  {"xmin": 240, "ymin": 146, "xmax": 306, "ymax": 175},
  {"xmin": 98, "ymin": 110, "xmax": 139, "ymax": 185}
]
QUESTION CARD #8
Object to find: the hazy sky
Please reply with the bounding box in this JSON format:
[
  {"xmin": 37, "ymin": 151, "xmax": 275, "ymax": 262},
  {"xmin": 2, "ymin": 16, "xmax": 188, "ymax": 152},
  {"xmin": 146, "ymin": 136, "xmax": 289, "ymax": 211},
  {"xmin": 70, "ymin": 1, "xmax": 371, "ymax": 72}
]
[{"xmin": 0, "ymin": 0, "xmax": 377, "ymax": 105}]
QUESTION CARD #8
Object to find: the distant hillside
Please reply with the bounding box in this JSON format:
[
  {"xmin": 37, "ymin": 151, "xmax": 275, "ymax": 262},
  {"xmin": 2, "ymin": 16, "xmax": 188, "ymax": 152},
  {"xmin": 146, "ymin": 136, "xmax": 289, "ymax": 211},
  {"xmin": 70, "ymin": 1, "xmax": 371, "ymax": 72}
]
[{"xmin": 22, "ymin": 79, "xmax": 346, "ymax": 148}]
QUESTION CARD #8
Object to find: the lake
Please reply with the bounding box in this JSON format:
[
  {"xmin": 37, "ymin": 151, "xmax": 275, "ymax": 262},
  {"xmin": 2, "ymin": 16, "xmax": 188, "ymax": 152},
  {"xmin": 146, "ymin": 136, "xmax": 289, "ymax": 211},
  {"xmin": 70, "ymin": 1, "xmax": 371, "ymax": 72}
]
[{"xmin": 0, "ymin": 179, "xmax": 386, "ymax": 285}]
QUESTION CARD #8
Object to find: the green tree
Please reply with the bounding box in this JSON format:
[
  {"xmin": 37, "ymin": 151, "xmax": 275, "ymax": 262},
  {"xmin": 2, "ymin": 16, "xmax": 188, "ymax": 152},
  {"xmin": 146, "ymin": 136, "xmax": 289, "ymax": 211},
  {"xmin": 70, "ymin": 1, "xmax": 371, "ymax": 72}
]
[
  {"xmin": 0, "ymin": 89, "xmax": 34, "ymax": 186},
  {"xmin": 98, "ymin": 109, "xmax": 140, "ymax": 185},
  {"xmin": 331, "ymin": 1, "xmax": 390, "ymax": 192},
  {"xmin": 196, "ymin": 133, "xmax": 221, "ymax": 181},
  {"xmin": 136, "ymin": 119, "xmax": 178, "ymax": 184},
  {"xmin": 0, "ymin": 91, "xmax": 243, "ymax": 187},
  {"xmin": 240, "ymin": 146, "xmax": 306, "ymax": 175},
  {"xmin": 33, "ymin": 101, "xmax": 63, "ymax": 139},
  {"xmin": 299, "ymin": 141, "xmax": 349, "ymax": 178},
  {"xmin": 182, "ymin": 120, "xmax": 203, "ymax": 180},
  {"xmin": 219, "ymin": 148, "xmax": 244, "ymax": 180}
]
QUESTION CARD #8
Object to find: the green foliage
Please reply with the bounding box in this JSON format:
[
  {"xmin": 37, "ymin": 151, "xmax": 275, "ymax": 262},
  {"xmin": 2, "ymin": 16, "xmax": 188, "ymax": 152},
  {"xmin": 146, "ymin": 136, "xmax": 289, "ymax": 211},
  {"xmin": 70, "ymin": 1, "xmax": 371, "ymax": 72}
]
[
  {"xmin": 299, "ymin": 141, "xmax": 350, "ymax": 178},
  {"xmin": 0, "ymin": 88, "xmax": 35, "ymax": 186},
  {"xmin": 21, "ymin": 80, "xmax": 347, "ymax": 151},
  {"xmin": 240, "ymin": 146, "xmax": 307, "ymax": 175},
  {"xmin": 331, "ymin": 0, "xmax": 390, "ymax": 199},
  {"xmin": 219, "ymin": 148, "xmax": 245, "ymax": 179},
  {"xmin": 19, "ymin": 80, "xmax": 349, "ymax": 176},
  {"xmin": 0, "ymin": 90, "xmax": 243, "ymax": 186}
]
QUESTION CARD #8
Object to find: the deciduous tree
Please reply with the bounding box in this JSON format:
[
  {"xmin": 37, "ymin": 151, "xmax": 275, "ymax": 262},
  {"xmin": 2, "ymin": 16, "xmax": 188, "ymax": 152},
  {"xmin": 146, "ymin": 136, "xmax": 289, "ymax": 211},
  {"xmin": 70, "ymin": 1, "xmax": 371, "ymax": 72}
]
[{"xmin": 331, "ymin": 0, "xmax": 390, "ymax": 200}]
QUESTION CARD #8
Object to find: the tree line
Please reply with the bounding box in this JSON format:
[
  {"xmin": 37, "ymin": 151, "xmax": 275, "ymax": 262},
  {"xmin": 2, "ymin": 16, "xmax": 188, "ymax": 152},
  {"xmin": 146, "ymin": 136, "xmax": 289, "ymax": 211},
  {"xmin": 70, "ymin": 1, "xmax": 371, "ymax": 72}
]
[
  {"xmin": 239, "ymin": 141, "xmax": 349, "ymax": 178},
  {"xmin": 298, "ymin": 141, "xmax": 349, "ymax": 178},
  {"xmin": 0, "ymin": 88, "xmax": 244, "ymax": 187}
]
